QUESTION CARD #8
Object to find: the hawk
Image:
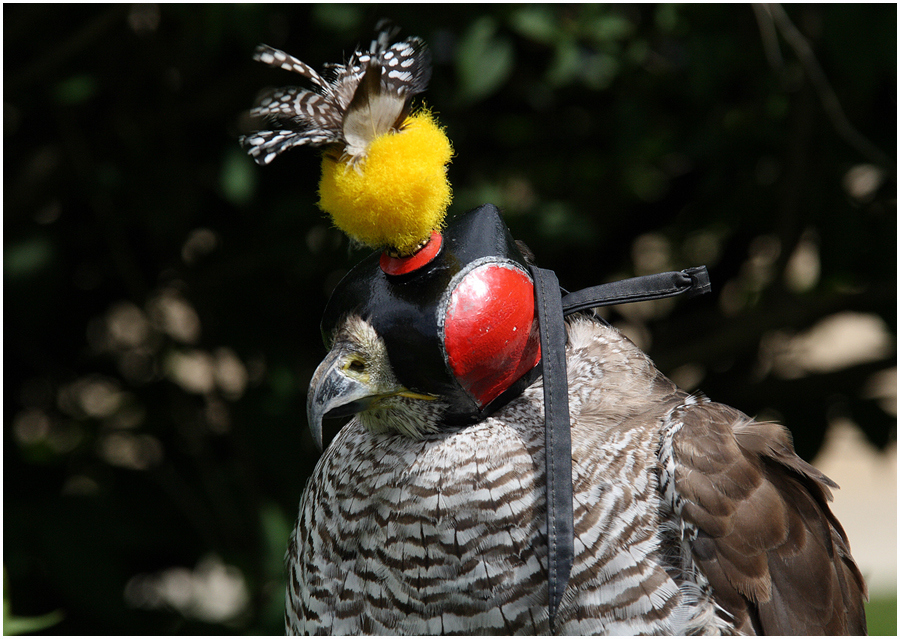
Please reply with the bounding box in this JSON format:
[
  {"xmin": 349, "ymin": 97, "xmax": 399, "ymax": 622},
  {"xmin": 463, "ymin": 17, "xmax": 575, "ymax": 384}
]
[
  {"xmin": 237, "ymin": 24, "xmax": 867, "ymax": 636},
  {"xmin": 288, "ymin": 208, "xmax": 867, "ymax": 635}
]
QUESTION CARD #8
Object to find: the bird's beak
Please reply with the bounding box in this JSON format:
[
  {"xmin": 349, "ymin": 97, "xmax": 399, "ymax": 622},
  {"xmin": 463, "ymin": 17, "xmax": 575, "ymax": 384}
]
[
  {"xmin": 307, "ymin": 348, "xmax": 439, "ymax": 451},
  {"xmin": 307, "ymin": 350, "xmax": 376, "ymax": 451}
]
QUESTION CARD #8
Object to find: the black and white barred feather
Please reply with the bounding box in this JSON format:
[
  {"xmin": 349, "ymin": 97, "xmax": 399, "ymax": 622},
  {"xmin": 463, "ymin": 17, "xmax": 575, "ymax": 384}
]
[
  {"xmin": 289, "ymin": 316, "xmax": 866, "ymax": 634},
  {"xmin": 240, "ymin": 24, "xmax": 431, "ymax": 166}
]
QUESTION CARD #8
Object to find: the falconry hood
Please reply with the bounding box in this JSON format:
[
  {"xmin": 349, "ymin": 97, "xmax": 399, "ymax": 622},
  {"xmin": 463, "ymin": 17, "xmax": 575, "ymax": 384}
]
[
  {"xmin": 320, "ymin": 201, "xmax": 713, "ymax": 427},
  {"xmin": 321, "ymin": 203, "xmax": 543, "ymax": 425}
]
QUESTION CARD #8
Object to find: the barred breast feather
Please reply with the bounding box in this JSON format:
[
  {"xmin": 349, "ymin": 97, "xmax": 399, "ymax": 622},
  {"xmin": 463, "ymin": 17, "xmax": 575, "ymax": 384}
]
[{"xmin": 287, "ymin": 318, "xmax": 866, "ymax": 635}]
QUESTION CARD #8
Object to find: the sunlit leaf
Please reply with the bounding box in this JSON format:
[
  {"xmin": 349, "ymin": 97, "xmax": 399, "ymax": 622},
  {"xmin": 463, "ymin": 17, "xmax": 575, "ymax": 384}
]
[
  {"xmin": 584, "ymin": 13, "xmax": 634, "ymax": 43},
  {"xmin": 509, "ymin": 6, "xmax": 559, "ymax": 44},
  {"xmin": 4, "ymin": 569, "xmax": 63, "ymax": 635},
  {"xmin": 3, "ymin": 609, "xmax": 65, "ymax": 636}
]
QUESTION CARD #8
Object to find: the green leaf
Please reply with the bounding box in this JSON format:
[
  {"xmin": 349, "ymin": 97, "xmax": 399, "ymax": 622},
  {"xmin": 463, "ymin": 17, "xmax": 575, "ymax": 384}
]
[
  {"xmin": 220, "ymin": 148, "xmax": 257, "ymax": 206},
  {"xmin": 654, "ymin": 3, "xmax": 682, "ymax": 34},
  {"xmin": 546, "ymin": 39, "xmax": 580, "ymax": 87},
  {"xmin": 584, "ymin": 13, "xmax": 633, "ymax": 43},
  {"xmin": 4, "ymin": 568, "xmax": 63, "ymax": 635},
  {"xmin": 456, "ymin": 17, "xmax": 515, "ymax": 104},
  {"xmin": 312, "ymin": 4, "xmax": 363, "ymax": 33},
  {"xmin": 3, "ymin": 610, "xmax": 65, "ymax": 635},
  {"xmin": 509, "ymin": 6, "xmax": 559, "ymax": 44},
  {"xmin": 257, "ymin": 503, "xmax": 290, "ymax": 633},
  {"xmin": 4, "ymin": 237, "xmax": 53, "ymax": 280}
]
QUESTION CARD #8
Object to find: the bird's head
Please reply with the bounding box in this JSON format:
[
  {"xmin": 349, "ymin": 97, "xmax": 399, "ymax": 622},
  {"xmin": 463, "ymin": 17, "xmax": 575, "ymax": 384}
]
[
  {"xmin": 307, "ymin": 205, "xmax": 544, "ymax": 450},
  {"xmin": 307, "ymin": 314, "xmax": 447, "ymax": 448}
]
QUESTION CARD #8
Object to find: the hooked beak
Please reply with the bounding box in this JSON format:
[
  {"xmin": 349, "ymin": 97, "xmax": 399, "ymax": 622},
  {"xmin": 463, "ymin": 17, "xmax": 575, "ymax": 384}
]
[
  {"xmin": 306, "ymin": 349, "xmax": 439, "ymax": 450},
  {"xmin": 307, "ymin": 350, "xmax": 375, "ymax": 451}
]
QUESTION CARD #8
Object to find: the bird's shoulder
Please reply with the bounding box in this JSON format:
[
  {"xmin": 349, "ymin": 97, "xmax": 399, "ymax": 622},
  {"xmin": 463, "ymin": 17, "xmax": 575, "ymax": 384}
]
[{"xmin": 660, "ymin": 396, "xmax": 867, "ymax": 634}]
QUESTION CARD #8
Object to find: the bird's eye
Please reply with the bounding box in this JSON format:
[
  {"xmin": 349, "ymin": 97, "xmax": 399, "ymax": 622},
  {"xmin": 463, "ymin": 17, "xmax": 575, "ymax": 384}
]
[{"xmin": 346, "ymin": 359, "xmax": 366, "ymax": 373}]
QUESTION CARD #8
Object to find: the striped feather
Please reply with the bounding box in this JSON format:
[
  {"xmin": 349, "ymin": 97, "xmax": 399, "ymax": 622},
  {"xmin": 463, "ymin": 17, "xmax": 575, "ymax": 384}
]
[
  {"xmin": 241, "ymin": 26, "xmax": 431, "ymax": 166},
  {"xmin": 287, "ymin": 318, "xmax": 735, "ymax": 634},
  {"xmin": 287, "ymin": 316, "xmax": 865, "ymax": 635}
]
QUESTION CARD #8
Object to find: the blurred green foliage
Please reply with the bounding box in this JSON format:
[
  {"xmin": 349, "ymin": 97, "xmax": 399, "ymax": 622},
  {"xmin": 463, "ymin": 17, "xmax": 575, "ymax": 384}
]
[
  {"xmin": 4, "ymin": 4, "xmax": 895, "ymax": 634},
  {"xmin": 866, "ymin": 594, "xmax": 898, "ymax": 636},
  {"xmin": 4, "ymin": 569, "xmax": 64, "ymax": 635}
]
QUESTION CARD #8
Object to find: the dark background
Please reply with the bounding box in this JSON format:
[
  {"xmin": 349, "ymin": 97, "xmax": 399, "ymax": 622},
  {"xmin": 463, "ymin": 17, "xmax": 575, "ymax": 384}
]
[{"xmin": 4, "ymin": 4, "xmax": 896, "ymax": 634}]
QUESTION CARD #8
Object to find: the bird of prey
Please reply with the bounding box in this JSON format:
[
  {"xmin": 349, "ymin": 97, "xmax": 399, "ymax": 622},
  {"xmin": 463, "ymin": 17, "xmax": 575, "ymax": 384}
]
[
  {"xmin": 293, "ymin": 256, "xmax": 867, "ymax": 636},
  {"xmin": 241, "ymin": 23, "xmax": 867, "ymax": 636}
]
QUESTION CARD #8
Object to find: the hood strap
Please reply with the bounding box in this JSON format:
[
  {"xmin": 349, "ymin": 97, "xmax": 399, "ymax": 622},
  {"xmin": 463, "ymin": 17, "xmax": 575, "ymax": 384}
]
[
  {"xmin": 530, "ymin": 266, "xmax": 573, "ymax": 632},
  {"xmin": 562, "ymin": 266, "xmax": 711, "ymax": 315},
  {"xmin": 530, "ymin": 266, "xmax": 710, "ymax": 631}
]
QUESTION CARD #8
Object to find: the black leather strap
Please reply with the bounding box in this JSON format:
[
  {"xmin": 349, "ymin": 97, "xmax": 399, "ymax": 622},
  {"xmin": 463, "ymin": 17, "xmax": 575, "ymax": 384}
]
[
  {"xmin": 529, "ymin": 265, "xmax": 710, "ymax": 631},
  {"xmin": 530, "ymin": 265, "xmax": 573, "ymax": 631},
  {"xmin": 562, "ymin": 267, "xmax": 711, "ymax": 315}
]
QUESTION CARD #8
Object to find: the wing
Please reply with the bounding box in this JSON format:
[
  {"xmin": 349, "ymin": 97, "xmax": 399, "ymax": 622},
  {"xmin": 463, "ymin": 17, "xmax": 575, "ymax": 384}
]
[{"xmin": 665, "ymin": 400, "xmax": 867, "ymax": 634}]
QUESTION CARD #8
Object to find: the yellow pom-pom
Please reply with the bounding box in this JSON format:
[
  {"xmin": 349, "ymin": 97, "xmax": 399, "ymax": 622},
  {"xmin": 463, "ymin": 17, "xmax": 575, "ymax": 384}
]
[{"xmin": 318, "ymin": 111, "xmax": 453, "ymax": 255}]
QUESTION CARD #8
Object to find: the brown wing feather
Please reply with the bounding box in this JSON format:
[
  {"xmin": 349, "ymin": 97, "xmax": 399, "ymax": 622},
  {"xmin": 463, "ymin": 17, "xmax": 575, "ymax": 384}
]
[{"xmin": 671, "ymin": 403, "xmax": 867, "ymax": 634}]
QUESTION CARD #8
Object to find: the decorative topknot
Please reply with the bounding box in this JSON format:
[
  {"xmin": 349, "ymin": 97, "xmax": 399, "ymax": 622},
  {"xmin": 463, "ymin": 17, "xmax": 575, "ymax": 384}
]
[
  {"xmin": 241, "ymin": 22, "xmax": 453, "ymax": 255},
  {"xmin": 318, "ymin": 110, "xmax": 452, "ymax": 255}
]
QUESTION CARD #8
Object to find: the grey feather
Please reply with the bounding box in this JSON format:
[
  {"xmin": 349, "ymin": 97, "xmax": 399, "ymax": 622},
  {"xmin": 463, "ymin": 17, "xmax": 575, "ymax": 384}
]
[{"xmin": 287, "ymin": 316, "xmax": 866, "ymax": 634}]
